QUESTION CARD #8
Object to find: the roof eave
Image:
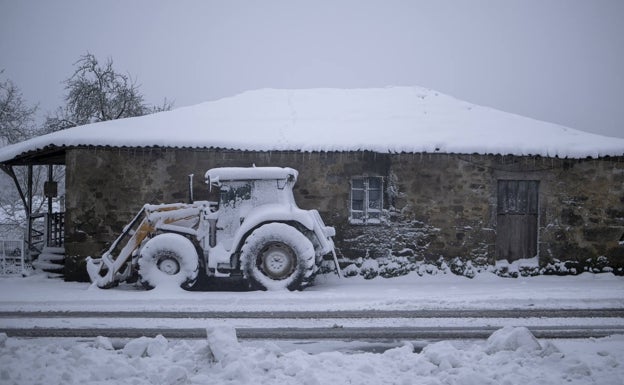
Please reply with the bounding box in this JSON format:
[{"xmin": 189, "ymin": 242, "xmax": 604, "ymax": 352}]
[{"xmin": 1, "ymin": 145, "xmax": 67, "ymax": 166}]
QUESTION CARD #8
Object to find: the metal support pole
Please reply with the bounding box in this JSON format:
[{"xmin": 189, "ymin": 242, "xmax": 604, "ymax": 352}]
[
  {"xmin": 188, "ymin": 174, "xmax": 194, "ymax": 203},
  {"xmin": 26, "ymin": 165, "xmax": 33, "ymax": 261},
  {"xmin": 20, "ymin": 239, "xmax": 25, "ymax": 273},
  {"xmin": 47, "ymin": 165, "xmax": 53, "ymax": 247}
]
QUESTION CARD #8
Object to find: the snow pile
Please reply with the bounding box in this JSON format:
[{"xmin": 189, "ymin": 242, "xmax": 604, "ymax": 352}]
[
  {"xmin": 1, "ymin": 87, "xmax": 623, "ymax": 162},
  {"xmin": 484, "ymin": 326, "xmax": 543, "ymax": 353},
  {"xmin": 336, "ymin": 254, "xmax": 624, "ymax": 279},
  {"xmin": 206, "ymin": 326, "xmax": 241, "ymax": 362},
  {"xmin": 122, "ymin": 334, "xmax": 169, "ymax": 358},
  {"xmin": 1, "ymin": 328, "xmax": 623, "ymax": 385}
]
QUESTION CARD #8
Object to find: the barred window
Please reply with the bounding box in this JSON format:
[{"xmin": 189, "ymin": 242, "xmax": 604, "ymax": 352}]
[{"xmin": 350, "ymin": 176, "xmax": 383, "ymax": 224}]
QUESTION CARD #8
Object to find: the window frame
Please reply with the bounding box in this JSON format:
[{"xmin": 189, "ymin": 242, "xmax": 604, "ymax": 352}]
[{"xmin": 349, "ymin": 176, "xmax": 384, "ymax": 224}]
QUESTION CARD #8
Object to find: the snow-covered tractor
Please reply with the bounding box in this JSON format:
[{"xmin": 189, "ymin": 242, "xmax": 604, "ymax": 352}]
[{"xmin": 86, "ymin": 167, "xmax": 338, "ymax": 291}]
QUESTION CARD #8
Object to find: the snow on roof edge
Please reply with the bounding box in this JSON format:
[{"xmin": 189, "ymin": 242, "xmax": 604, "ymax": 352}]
[{"xmin": 3, "ymin": 142, "xmax": 622, "ymax": 165}]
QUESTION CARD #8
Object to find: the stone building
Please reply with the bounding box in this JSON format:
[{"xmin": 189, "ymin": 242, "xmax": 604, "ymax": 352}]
[{"xmin": 1, "ymin": 87, "xmax": 623, "ymax": 280}]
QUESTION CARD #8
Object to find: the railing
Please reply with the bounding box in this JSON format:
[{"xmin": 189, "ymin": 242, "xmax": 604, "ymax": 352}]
[
  {"xmin": 0, "ymin": 239, "xmax": 25, "ymax": 275},
  {"xmin": 27, "ymin": 213, "xmax": 46, "ymax": 257},
  {"xmin": 47, "ymin": 212, "xmax": 64, "ymax": 247},
  {"xmin": 25, "ymin": 211, "xmax": 65, "ymax": 259}
]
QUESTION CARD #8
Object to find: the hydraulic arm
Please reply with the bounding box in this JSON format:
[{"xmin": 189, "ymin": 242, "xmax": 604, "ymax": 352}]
[{"xmin": 86, "ymin": 203, "xmax": 204, "ymax": 288}]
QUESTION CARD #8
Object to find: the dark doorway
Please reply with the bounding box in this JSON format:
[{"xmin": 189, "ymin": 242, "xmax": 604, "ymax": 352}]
[{"xmin": 496, "ymin": 180, "xmax": 539, "ymax": 261}]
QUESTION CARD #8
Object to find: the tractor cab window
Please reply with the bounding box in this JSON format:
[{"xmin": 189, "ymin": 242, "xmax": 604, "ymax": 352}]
[{"xmin": 219, "ymin": 182, "xmax": 252, "ymax": 207}]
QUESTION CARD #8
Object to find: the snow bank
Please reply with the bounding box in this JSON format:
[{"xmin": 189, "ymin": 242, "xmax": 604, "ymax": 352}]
[
  {"xmin": 1, "ymin": 87, "xmax": 623, "ymax": 163},
  {"xmin": 0, "ymin": 329, "xmax": 622, "ymax": 385}
]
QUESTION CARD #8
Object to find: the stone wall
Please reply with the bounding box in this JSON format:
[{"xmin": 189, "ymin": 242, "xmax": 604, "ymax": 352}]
[
  {"xmin": 64, "ymin": 147, "xmax": 624, "ymax": 280},
  {"xmin": 538, "ymin": 158, "xmax": 624, "ymax": 270}
]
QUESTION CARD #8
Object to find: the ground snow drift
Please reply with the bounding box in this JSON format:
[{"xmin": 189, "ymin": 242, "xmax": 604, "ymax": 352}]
[{"xmin": 1, "ymin": 327, "xmax": 622, "ymax": 385}]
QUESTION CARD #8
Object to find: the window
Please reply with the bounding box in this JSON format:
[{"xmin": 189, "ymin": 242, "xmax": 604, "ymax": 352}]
[{"xmin": 350, "ymin": 176, "xmax": 383, "ymax": 224}]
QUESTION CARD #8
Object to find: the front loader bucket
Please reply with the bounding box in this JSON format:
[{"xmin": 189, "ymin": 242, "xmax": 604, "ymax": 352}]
[
  {"xmin": 87, "ymin": 252, "xmax": 133, "ymax": 288},
  {"xmin": 86, "ymin": 202, "xmax": 205, "ymax": 289},
  {"xmin": 86, "ymin": 256, "xmax": 103, "ymax": 285},
  {"xmin": 86, "ymin": 206, "xmax": 150, "ymax": 288}
]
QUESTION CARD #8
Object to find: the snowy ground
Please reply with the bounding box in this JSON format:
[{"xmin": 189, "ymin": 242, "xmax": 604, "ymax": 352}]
[
  {"xmin": 0, "ymin": 272, "xmax": 623, "ymax": 384},
  {"xmin": 1, "ymin": 327, "xmax": 622, "ymax": 385},
  {"xmin": 1, "ymin": 271, "xmax": 622, "ymax": 313}
]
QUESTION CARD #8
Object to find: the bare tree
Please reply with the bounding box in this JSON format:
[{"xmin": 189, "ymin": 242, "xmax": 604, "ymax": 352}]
[
  {"xmin": 0, "ymin": 72, "xmax": 47, "ymax": 238},
  {"xmin": 0, "ymin": 71, "xmax": 37, "ymax": 145},
  {"xmin": 2, "ymin": 55, "xmax": 172, "ymax": 240},
  {"xmin": 44, "ymin": 53, "xmax": 172, "ymax": 131}
]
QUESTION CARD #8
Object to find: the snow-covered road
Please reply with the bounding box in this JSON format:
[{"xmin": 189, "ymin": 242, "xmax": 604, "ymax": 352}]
[
  {"xmin": 1, "ymin": 272, "xmax": 622, "ymax": 334},
  {"xmin": 1, "ymin": 271, "xmax": 622, "ymax": 313},
  {"xmin": 2, "ymin": 309, "xmax": 623, "ymax": 338}
]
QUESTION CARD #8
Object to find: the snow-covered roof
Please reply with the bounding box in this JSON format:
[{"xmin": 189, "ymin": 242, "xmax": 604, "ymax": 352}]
[{"xmin": 1, "ymin": 86, "xmax": 623, "ymax": 162}]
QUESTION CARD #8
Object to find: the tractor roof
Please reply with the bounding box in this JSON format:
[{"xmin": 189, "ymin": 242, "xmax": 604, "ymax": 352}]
[{"xmin": 205, "ymin": 167, "xmax": 298, "ymax": 184}]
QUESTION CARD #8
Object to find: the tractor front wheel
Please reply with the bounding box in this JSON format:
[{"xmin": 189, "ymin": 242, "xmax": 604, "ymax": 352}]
[
  {"xmin": 138, "ymin": 233, "xmax": 199, "ymax": 290},
  {"xmin": 240, "ymin": 223, "xmax": 316, "ymax": 291}
]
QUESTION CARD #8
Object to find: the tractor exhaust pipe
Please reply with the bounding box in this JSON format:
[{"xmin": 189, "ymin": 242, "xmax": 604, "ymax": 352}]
[{"xmin": 188, "ymin": 174, "xmax": 194, "ymax": 203}]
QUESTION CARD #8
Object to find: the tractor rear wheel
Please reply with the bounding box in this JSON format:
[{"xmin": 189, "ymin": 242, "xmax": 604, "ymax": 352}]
[
  {"xmin": 240, "ymin": 223, "xmax": 316, "ymax": 291},
  {"xmin": 138, "ymin": 233, "xmax": 199, "ymax": 290}
]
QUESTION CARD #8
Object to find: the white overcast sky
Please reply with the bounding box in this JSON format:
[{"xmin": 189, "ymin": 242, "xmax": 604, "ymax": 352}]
[{"xmin": 1, "ymin": 0, "xmax": 623, "ymax": 138}]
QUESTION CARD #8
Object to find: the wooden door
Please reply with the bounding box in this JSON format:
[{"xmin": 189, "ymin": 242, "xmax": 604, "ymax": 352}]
[{"xmin": 496, "ymin": 180, "xmax": 539, "ymax": 261}]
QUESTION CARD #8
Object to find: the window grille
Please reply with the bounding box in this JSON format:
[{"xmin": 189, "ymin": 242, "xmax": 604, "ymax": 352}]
[{"xmin": 350, "ymin": 176, "xmax": 383, "ymax": 224}]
